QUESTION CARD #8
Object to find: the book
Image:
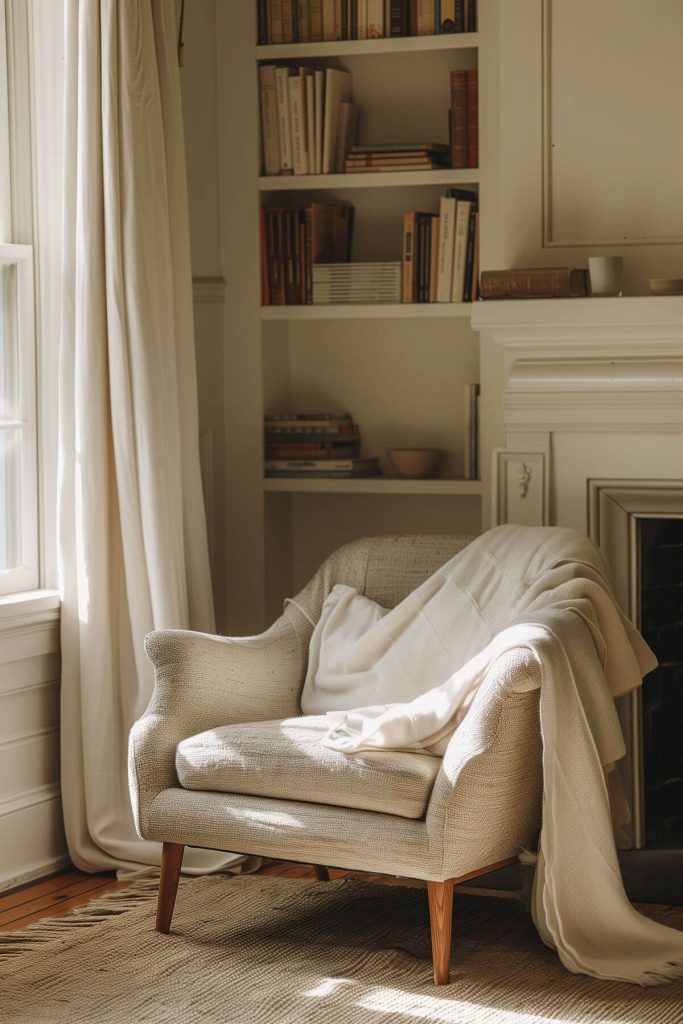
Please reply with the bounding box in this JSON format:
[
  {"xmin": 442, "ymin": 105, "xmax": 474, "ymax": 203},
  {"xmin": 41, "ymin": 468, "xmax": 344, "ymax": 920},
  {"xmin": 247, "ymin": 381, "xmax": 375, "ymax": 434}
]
[
  {"xmin": 416, "ymin": 212, "xmax": 431, "ymax": 302},
  {"xmin": 305, "ymin": 74, "xmax": 316, "ymax": 177},
  {"xmin": 270, "ymin": 0, "xmax": 284, "ymax": 43},
  {"xmin": 322, "ymin": 68, "xmax": 352, "ymax": 174},
  {"xmin": 466, "ymin": 68, "xmax": 478, "ymax": 167},
  {"xmin": 266, "ymin": 412, "xmax": 353, "ymax": 422},
  {"xmin": 467, "ymin": 0, "xmax": 476, "ymax": 31},
  {"xmin": 345, "ymin": 158, "xmax": 447, "ymax": 171},
  {"xmin": 416, "ymin": 0, "xmax": 435, "ymax": 34},
  {"xmin": 314, "ymin": 71, "xmax": 325, "ymax": 174},
  {"xmin": 480, "ymin": 268, "xmax": 591, "ymax": 300},
  {"xmin": 288, "ymin": 72, "xmax": 309, "ymax": 175},
  {"xmin": 259, "ymin": 209, "xmax": 270, "ymax": 305},
  {"xmin": 440, "ymin": 0, "xmax": 455, "ymax": 31},
  {"xmin": 265, "ymin": 442, "xmax": 361, "ymax": 460},
  {"xmin": 275, "ymin": 67, "xmax": 294, "ymax": 173},
  {"xmin": 429, "ymin": 215, "xmax": 440, "ymax": 302},
  {"xmin": 281, "ymin": 0, "xmax": 294, "ymax": 42},
  {"xmin": 322, "ymin": 0, "xmax": 336, "ymax": 39},
  {"xmin": 264, "ymin": 209, "xmax": 286, "ymax": 305},
  {"xmin": 462, "ymin": 207, "xmax": 477, "ymax": 302},
  {"xmin": 450, "ymin": 69, "xmax": 467, "ymax": 168},
  {"xmin": 401, "ymin": 211, "xmax": 418, "ymax": 302},
  {"xmin": 265, "ymin": 457, "xmax": 379, "ymax": 474},
  {"xmin": 298, "ymin": 0, "xmax": 310, "ymax": 40},
  {"xmin": 351, "ymin": 141, "xmax": 450, "ymax": 153},
  {"xmin": 358, "ymin": 0, "xmax": 368, "ymax": 38},
  {"xmin": 367, "ymin": 0, "xmax": 384, "ymax": 37},
  {"xmin": 389, "ymin": 0, "xmax": 405, "ymax": 35},
  {"xmin": 257, "ymin": 0, "xmax": 269, "ymax": 45},
  {"xmin": 309, "ymin": 202, "xmax": 353, "ymax": 262},
  {"xmin": 259, "ymin": 66, "xmax": 281, "ymax": 176},
  {"xmin": 335, "ymin": 101, "xmax": 359, "ymax": 172},
  {"xmin": 451, "ymin": 199, "xmax": 471, "ymax": 302},
  {"xmin": 436, "ymin": 196, "xmax": 456, "ymax": 302},
  {"xmin": 309, "ymin": 0, "xmax": 323, "ymax": 40}
]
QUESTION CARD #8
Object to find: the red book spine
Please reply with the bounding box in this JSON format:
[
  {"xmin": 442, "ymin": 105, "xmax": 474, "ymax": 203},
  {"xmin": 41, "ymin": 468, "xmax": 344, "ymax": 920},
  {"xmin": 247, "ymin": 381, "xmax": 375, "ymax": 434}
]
[
  {"xmin": 450, "ymin": 69, "xmax": 467, "ymax": 169},
  {"xmin": 466, "ymin": 68, "xmax": 478, "ymax": 168}
]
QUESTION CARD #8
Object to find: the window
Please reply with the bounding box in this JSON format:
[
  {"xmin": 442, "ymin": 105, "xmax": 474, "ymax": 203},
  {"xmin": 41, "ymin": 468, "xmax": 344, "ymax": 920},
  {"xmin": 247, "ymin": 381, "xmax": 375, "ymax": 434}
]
[
  {"xmin": 0, "ymin": 0, "xmax": 39, "ymax": 594},
  {"xmin": 0, "ymin": 244, "xmax": 37, "ymax": 593}
]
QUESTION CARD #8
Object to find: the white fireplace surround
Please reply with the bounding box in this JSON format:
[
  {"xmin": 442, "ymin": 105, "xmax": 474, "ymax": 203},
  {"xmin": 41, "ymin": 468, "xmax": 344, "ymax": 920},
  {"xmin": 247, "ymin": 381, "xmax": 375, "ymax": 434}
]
[{"xmin": 472, "ymin": 297, "xmax": 683, "ymax": 849}]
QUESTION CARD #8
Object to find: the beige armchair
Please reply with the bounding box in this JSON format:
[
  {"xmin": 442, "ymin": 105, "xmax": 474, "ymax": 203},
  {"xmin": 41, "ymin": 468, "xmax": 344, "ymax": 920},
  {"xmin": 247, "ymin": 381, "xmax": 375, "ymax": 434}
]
[{"xmin": 129, "ymin": 535, "xmax": 543, "ymax": 985}]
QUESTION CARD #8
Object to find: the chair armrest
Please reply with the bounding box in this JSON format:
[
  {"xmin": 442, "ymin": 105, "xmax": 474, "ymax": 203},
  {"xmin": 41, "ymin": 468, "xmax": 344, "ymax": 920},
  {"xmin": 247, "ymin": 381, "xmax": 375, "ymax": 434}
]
[
  {"xmin": 425, "ymin": 648, "xmax": 543, "ymax": 880},
  {"xmin": 128, "ymin": 606, "xmax": 311, "ymax": 837}
]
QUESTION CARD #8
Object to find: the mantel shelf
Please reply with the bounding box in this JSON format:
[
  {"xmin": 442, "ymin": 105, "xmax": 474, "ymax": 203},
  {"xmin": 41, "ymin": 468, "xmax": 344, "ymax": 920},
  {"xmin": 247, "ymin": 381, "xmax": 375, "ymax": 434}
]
[
  {"xmin": 258, "ymin": 169, "xmax": 479, "ymax": 191},
  {"xmin": 264, "ymin": 477, "xmax": 483, "ymax": 495},
  {"xmin": 256, "ymin": 33, "xmax": 479, "ymax": 60},
  {"xmin": 261, "ymin": 303, "xmax": 473, "ymax": 320}
]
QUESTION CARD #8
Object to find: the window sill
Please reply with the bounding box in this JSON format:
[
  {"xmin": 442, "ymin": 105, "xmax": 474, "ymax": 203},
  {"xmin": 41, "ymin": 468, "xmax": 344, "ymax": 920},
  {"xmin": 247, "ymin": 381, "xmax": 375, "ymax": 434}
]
[{"xmin": 0, "ymin": 589, "xmax": 61, "ymax": 632}]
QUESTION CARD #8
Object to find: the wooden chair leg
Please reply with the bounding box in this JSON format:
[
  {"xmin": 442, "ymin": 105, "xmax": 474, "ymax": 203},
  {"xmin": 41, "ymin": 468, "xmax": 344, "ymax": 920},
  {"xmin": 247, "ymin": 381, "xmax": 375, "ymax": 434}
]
[
  {"xmin": 427, "ymin": 879, "xmax": 454, "ymax": 985},
  {"xmin": 313, "ymin": 864, "xmax": 330, "ymax": 881},
  {"xmin": 156, "ymin": 842, "xmax": 184, "ymax": 934}
]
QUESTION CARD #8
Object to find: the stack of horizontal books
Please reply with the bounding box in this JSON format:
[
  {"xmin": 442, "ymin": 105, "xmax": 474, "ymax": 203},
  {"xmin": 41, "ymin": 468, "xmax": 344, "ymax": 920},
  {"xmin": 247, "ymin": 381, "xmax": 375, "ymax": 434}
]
[
  {"xmin": 265, "ymin": 413, "xmax": 379, "ymax": 478},
  {"xmin": 312, "ymin": 262, "xmax": 401, "ymax": 304},
  {"xmin": 345, "ymin": 142, "xmax": 450, "ymax": 174}
]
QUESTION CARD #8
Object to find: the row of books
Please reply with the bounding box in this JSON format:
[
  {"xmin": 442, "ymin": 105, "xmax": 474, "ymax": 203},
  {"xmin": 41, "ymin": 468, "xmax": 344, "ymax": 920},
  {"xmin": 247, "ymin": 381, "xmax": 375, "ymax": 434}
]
[
  {"xmin": 401, "ymin": 188, "xmax": 479, "ymax": 303},
  {"xmin": 257, "ymin": 1, "xmax": 478, "ymax": 44},
  {"xmin": 345, "ymin": 142, "xmax": 450, "ymax": 174},
  {"xmin": 261, "ymin": 202, "xmax": 352, "ymax": 305},
  {"xmin": 264, "ymin": 413, "xmax": 380, "ymax": 477},
  {"xmin": 260, "ymin": 66, "xmax": 356, "ymax": 176},
  {"xmin": 450, "ymin": 68, "xmax": 478, "ymax": 169}
]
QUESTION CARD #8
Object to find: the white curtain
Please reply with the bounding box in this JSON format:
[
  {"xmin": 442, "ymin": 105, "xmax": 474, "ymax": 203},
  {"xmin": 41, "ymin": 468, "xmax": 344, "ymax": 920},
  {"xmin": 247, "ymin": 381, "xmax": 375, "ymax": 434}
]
[{"xmin": 58, "ymin": 0, "xmax": 240, "ymax": 874}]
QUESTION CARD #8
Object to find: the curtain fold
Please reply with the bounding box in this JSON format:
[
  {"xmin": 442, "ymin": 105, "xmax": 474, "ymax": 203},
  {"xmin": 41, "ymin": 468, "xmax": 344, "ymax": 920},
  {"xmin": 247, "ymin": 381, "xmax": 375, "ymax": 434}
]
[{"xmin": 58, "ymin": 0, "xmax": 239, "ymax": 874}]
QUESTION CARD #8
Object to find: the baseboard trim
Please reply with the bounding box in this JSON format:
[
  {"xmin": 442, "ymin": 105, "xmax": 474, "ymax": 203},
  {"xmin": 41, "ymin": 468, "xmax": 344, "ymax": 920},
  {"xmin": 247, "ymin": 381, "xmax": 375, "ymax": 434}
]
[{"xmin": 0, "ymin": 854, "xmax": 71, "ymax": 895}]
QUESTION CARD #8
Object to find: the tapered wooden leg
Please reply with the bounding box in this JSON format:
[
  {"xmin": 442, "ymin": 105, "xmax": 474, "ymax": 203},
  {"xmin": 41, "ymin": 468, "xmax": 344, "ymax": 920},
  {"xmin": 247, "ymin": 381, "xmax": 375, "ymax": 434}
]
[
  {"xmin": 427, "ymin": 879, "xmax": 454, "ymax": 985},
  {"xmin": 313, "ymin": 864, "xmax": 330, "ymax": 881},
  {"xmin": 156, "ymin": 842, "xmax": 184, "ymax": 934}
]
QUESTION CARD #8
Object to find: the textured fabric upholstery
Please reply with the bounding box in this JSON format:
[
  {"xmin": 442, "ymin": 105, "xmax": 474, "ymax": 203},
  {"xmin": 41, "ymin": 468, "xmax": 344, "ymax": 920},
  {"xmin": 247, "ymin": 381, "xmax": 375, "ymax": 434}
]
[
  {"xmin": 176, "ymin": 716, "xmax": 441, "ymax": 820},
  {"xmin": 130, "ymin": 534, "xmax": 544, "ymax": 881}
]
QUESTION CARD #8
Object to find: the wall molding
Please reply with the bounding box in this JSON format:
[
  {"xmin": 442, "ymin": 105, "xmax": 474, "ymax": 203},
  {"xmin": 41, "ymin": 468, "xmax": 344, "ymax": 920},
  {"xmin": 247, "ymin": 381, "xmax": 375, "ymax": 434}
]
[
  {"xmin": 0, "ymin": 779, "xmax": 60, "ymax": 818},
  {"xmin": 0, "ymin": 724, "xmax": 58, "ymax": 751},
  {"xmin": 192, "ymin": 276, "xmax": 226, "ymax": 303},
  {"xmin": 0, "ymin": 854, "xmax": 70, "ymax": 894}
]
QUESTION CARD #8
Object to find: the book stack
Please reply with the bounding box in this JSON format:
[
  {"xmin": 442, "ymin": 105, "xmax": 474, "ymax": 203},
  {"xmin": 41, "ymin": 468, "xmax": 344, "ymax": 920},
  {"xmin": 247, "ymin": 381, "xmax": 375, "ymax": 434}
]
[
  {"xmin": 260, "ymin": 65, "xmax": 357, "ymax": 176},
  {"xmin": 464, "ymin": 383, "xmax": 480, "ymax": 479},
  {"xmin": 257, "ymin": 1, "xmax": 478, "ymax": 44},
  {"xmin": 312, "ymin": 262, "xmax": 401, "ymax": 304},
  {"xmin": 345, "ymin": 142, "xmax": 450, "ymax": 174},
  {"xmin": 261, "ymin": 201, "xmax": 353, "ymax": 305},
  {"xmin": 401, "ymin": 188, "xmax": 479, "ymax": 303},
  {"xmin": 479, "ymin": 268, "xmax": 591, "ymax": 300},
  {"xmin": 265, "ymin": 413, "xmax": 380, "ymax": 478},
  {"xmin": 449, "ymin": 68, "xmax": 478, "ymax": 169}
]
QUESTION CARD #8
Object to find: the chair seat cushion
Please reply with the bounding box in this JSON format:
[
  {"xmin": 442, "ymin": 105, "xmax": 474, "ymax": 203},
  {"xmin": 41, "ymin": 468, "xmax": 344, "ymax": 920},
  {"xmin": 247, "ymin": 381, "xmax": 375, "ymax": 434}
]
[{"xmin": 175, "ymin": 715, "xmax": 441, "ymax": 820}]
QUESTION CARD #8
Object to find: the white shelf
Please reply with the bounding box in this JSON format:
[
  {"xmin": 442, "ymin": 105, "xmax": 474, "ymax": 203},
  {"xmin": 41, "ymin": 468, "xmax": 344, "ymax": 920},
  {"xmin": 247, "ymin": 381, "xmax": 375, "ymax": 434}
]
[
  {"xmin": 258, "ymin": 169, "xmax": 479, "ymax": 191},
  {"xmin": 264, "ymin": 477, "xmax": 483, "ymax": 495},
  {"xmin": 261, "ymin": 303, "xmax": 473, "ymax": 320},
  {"xmin": 256, "ymin": 33, "xmax": 479, "ymax": 60}
]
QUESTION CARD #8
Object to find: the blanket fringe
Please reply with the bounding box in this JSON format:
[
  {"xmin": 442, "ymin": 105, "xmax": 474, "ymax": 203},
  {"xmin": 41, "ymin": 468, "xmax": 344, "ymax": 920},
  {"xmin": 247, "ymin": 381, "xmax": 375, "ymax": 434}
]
[{"xmin": 0, "ymin": 878, "xmax": 160, "ymax": 961}]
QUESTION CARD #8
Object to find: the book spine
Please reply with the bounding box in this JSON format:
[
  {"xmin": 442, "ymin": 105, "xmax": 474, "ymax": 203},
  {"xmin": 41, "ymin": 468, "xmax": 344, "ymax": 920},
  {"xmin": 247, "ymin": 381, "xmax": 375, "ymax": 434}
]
[
  {"xmin": 358, "ymin": 0, "xmax": 367, "ymax": 37},
  {"xmin": 440, "ymin": 0, "xmax": 455, "ymax": 32},
  {"xmin": 467, "ymin": 0, "xmax": 476, "ymax": 31},
  {"xmin": 309, "ymin": 0, "xmax": 323, "ymax": 39},
  {"xmin": 289, "ymin": 76, "xmax": 308, "ymax": 175},
  {"xmin": 298, "ymin": 0, "xmax": 310, "ymax": 40},
  {"xmin": 257, "ymin": 0, "xmax": 269, "ymax": 44},
  {"xmin": 435, "ymin": 0, "xmax": 441, "ymax": 33},
  {"xmin": 402, "ymin": 211, "xmax": 417, "ymax": 302},
  {"xmin": 451, "ymin": 200, "xmax": 470, "ymax": 302},
  {"xmin": 466, "ymin": 68, "xmax": 478, "ymax": 168},
  {"xmin": 314, "ymin": 71, "xmax": 325, "ymax": 174},
  {"xmin": 450, "ymin": 69, "xmax": 467, "ymax": 168},
  {"xmin": 275, "ymin": 68, "xmax": 293, "ymax": 173},
  {"xmin": 259, "ymin": 67, "xmax": 281, "ymax": 176},
  {"xmin": 322, "ymin": 0, "xmax": 336, "ymax": 39},
  {"xmin": 416, "ymin": 0, "xmax": 433, "ymax": 34},
  {"xmin": 270, "ymin": 0, "xmax": 284, "ymax": 43},
  {"xmin": 389, "ymin": 0, "xmax": 403, "ymax": 35},
  {"xmin": 333, "ymin": 0, "xmax": 343, "ymax": 38},
  {"xmin": 462, "ymin": 207, "xmax": 476, "ymax": 302},
  {"xmin": 436, "ymin": 196, "xmax": 455, "ymax": 302},
  {"xmin": 268, "ymin": 210, "xmax": 286, "ymax": 305},
  {"xmin": 342, "ymin": 0, "xmax": 349, "ymax": 39},
  {"xmin": 408, "ymin": 0, "xmax": 418, "ymax": 35},
  {"xmin": 305, "ymin": 75, "xmax": 316, "ymax": 180},
  {"xmin": 454, "ymin": 0, "xmax": 464, "ymax": 32},
  {"xmin": 292, "ymin": 0, "xmax": 300, "ymax": 40},
  {"xmin": 479, "ymin": 268, "xmax": 574, "ymax": 300},
  {"xmin": 429, "ymin": 214, "xmax": 440, "ymax": 302},
  {"xmin": 282, "ymin": 0, "xmax": 294, "ymax": 41},
  {"xmin": 259, "ymin": 208, "xmax": 270, "ymax": 305}
]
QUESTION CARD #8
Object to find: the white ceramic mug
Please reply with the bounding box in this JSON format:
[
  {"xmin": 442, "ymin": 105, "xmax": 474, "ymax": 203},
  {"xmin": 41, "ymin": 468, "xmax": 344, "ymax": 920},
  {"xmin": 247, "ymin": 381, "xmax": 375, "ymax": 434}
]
[{"xmin": 588, "ymin": 256, "xmax": 624, "ymax": 297}]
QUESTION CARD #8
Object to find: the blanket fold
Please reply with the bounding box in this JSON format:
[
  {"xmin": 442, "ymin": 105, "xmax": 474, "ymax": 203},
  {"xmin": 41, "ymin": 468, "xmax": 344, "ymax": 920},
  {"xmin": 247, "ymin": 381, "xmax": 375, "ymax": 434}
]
[{"xmin": 301, "ymin": 525, "xmax": 683, "ymax": 985}]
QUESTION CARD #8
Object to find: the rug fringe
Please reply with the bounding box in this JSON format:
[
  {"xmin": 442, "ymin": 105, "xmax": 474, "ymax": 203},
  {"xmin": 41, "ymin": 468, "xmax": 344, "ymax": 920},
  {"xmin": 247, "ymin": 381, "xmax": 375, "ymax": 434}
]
[{"xmin": 0, "ymin": 878, "xmax": 160, "ymax": 961}]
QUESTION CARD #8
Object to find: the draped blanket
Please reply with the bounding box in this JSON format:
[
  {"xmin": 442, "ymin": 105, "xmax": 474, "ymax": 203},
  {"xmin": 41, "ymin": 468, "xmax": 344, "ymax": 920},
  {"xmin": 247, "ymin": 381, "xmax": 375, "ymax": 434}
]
[{"xmin": 301, "ymin": 526, "xmax": 683, "ymax": 985}]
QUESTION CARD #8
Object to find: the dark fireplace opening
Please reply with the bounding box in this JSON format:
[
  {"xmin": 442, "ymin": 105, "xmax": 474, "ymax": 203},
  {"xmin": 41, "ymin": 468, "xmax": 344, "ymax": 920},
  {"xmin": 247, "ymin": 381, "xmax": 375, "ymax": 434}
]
[{"xmin": 639, "ymin": 517, "xmax": 683, "ymax": 849}]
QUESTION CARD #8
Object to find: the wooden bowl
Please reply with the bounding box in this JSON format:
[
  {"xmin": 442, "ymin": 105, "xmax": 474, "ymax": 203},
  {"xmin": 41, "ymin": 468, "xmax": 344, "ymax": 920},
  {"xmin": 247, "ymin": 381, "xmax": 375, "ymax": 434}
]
[
  {"xmin": 648, "ymin": 278, "xmax": 683, "ymax": 296},
  {"xmin": 387, "ymin": 448, "xmax": 441, "ymax": 479}
]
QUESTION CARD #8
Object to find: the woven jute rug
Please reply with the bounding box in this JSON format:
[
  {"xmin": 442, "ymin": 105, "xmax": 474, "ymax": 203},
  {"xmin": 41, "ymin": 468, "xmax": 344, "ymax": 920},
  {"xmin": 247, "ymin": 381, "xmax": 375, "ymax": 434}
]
[{"xmin": 1, "ymin": 876, "xmax": 682, "ymax": 1024}]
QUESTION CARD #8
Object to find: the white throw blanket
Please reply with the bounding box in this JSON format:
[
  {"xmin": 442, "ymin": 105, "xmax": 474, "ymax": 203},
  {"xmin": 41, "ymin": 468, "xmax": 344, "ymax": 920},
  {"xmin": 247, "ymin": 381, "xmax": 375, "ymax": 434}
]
[{"xmin": 301, "ymin": 525, "xmax": 683, "ymax": 985}]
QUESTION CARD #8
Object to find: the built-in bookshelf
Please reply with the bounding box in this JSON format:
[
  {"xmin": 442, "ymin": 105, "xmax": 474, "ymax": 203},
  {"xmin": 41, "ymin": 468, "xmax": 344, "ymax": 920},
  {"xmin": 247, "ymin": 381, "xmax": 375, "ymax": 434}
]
[{"xmin": 219, "ymin": 3, "xmax": 496, "ymax": 628}]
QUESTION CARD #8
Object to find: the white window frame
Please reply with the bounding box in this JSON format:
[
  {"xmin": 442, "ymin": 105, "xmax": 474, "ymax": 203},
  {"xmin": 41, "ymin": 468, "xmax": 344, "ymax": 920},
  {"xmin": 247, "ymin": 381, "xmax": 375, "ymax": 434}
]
[{"xmin": 0, "ymin": 242, "xmax": 38, "ymax": 594}]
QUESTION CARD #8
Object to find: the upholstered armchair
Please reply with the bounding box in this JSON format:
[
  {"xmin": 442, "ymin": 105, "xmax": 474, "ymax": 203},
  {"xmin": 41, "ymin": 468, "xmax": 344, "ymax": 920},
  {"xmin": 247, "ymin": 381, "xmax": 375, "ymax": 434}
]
[{"xmin": 129, "ymin": 535, "xmax": 543, "ymax": 985}]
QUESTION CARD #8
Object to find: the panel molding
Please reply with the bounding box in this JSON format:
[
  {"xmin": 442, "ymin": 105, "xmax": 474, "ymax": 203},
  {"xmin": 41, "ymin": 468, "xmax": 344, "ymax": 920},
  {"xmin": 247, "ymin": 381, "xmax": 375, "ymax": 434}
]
[
  {"xmin": 192, "ymin": 276, "xmax": 226, "ymax": 303},
  {"xmin": 0, "ymin": 779, "xmax": 60, "ymax": 818},
  {"xmin": 541, "ymin": 0, "xmax": 683, "ymax": 248}
]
